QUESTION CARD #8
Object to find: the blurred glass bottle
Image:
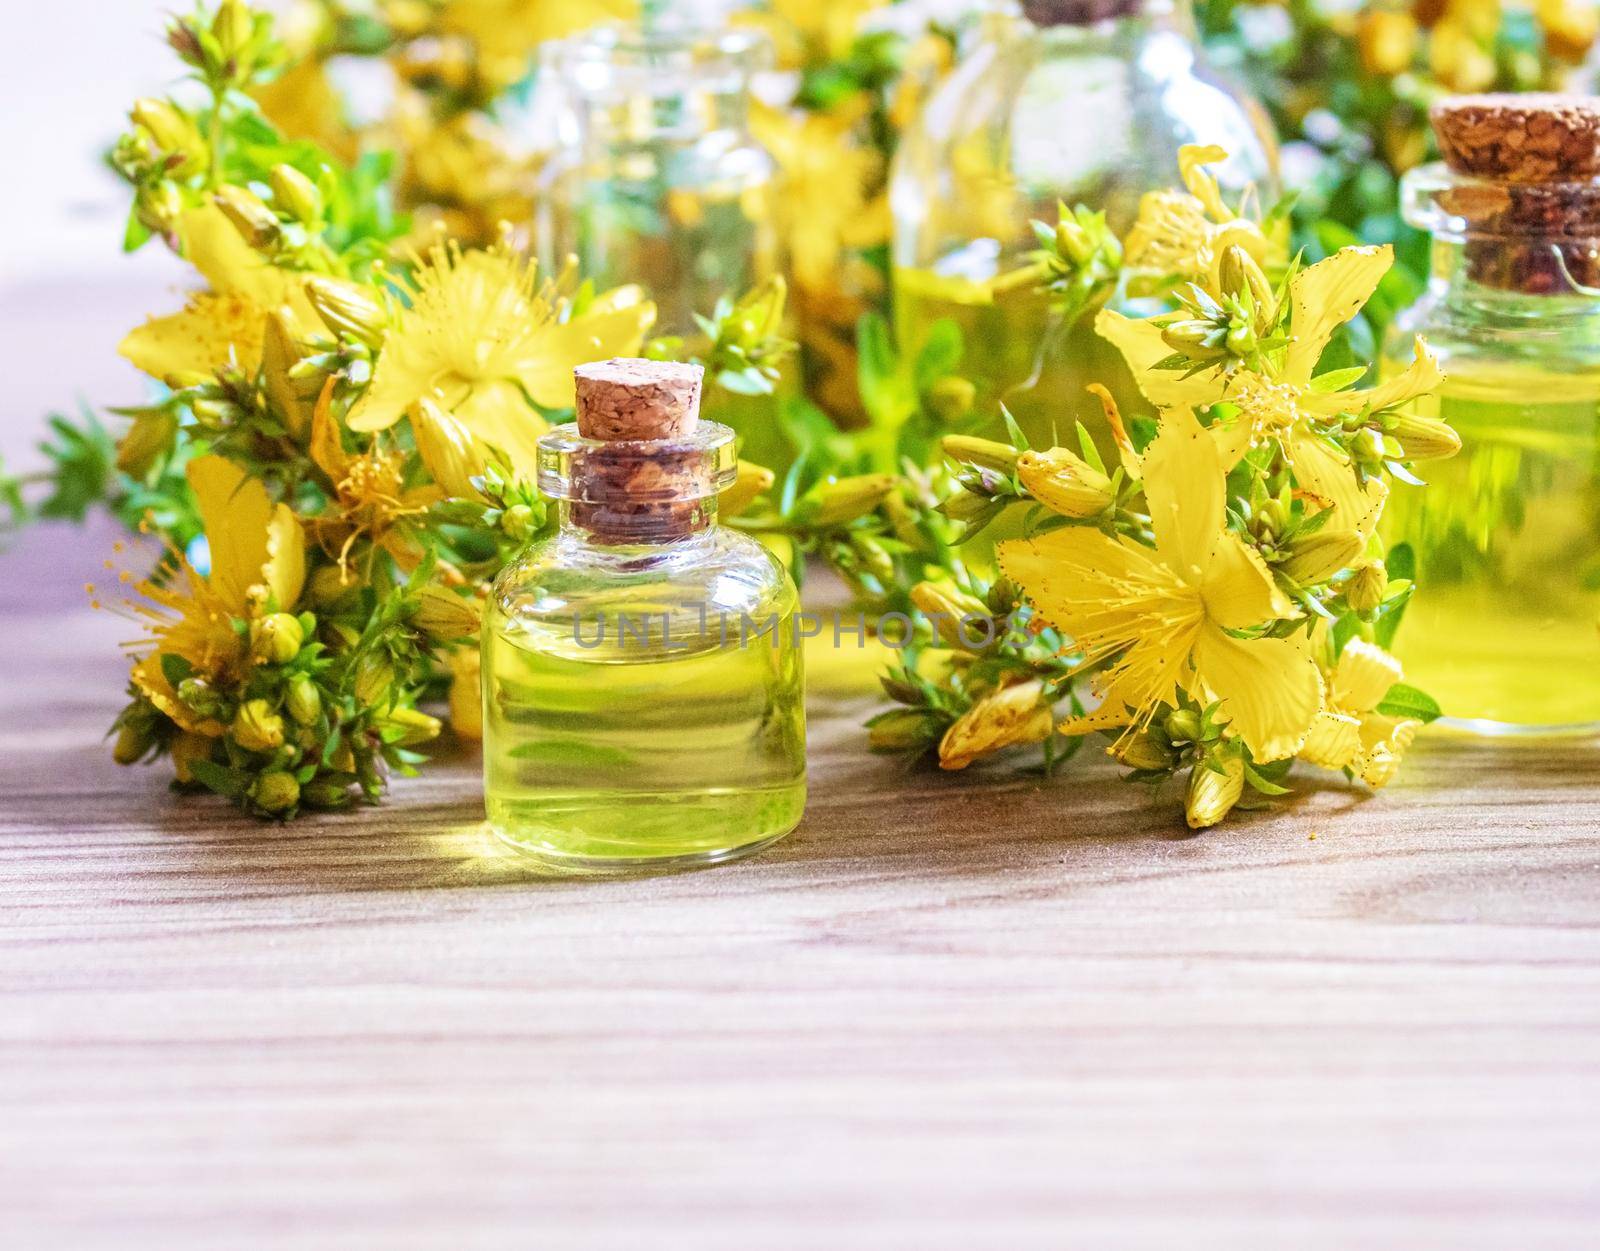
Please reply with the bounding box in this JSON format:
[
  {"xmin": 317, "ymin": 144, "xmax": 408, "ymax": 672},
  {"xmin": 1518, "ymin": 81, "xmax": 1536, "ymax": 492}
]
[
  {"xmin": 1379, "ymin": 95, "xmax": 1600, "ymax": 735},
  {"xmin": 534, "ymin": 22, "xmax": 780, "ymax": 340},
  {"xmin": 890, "ymin": 0, "xmax": 1274, "ymax": 444}
]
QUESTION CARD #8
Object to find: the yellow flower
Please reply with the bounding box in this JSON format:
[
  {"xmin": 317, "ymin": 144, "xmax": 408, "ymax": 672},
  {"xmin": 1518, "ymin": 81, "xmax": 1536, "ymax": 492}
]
[
  {"xmin": 420, "ymin": 0, "xmax": 635, "ymax": 86},
  {"xmin": 1124, "ymin": 145, "xmax": 1280, "ymax": 283},
  {"xmin": 938, "ymin": 679, "xmax": 1055, "ymax": 771},
  {"xmin": 125, "ymin": 455, "xmax": 305, "ymax": 736},
  {"xmin": 310, "ymin": 382, "xmax": 441, "ymax": 575},
  {"xmin": 998, "ymin": 407, "xmax": 1323, "ymax": 762},
  {"xmin": 345, "ymin": 239, "xmax": 653, "ymax": 442},
  {"xmin": 754, "ymin": 101, "xmax": 889, "ymax": 293},
  {"xmin": 1540, "ymin": 0, "xmax": 1599, "ymax": 62},
  {"xmin": 743, "ymin": 0, "xmax": 887, "ymax": 71},
  {"xmin": 119, "ymin": 206, "xmax": 317, "ymax": 385},
  {"xmin": 1185, "ymin": 750, "xmax": 1246, "ymax": 829},
  {"xmin": 1099, "ymin": 244, "xmax": 1443, "ymax": 533},
  {"xmin": 1358, "ymin": 10, "xmax": 1420, "ymax": 77},
  {"xmin": 1300, "ymin": 640, "xmax": 1421, "ymax": 788}
]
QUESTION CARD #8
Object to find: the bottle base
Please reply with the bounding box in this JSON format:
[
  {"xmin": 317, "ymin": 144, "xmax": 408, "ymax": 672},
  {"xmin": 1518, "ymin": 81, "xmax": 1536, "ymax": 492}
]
[{"xmin": 485, "ymin": 781, "xmax": 805, "ymax": 875}]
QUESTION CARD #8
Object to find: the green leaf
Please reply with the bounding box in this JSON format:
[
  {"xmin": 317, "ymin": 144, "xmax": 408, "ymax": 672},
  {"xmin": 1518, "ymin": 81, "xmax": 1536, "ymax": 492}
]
[
  {"xmin": 1373, "ymin": 542, "xmax": 1416, "ymax": 650},
  {"xmin": 189, "ymin": 759, "xmax": 249, "ymax": 799},
  {"xmin": 159, "ymin": 654, "xmax": 193, "ymax": 688},
  {"xmin": 1376, "ymin": 682, "xmax": 1443, "ymax": 724},
  {"xmin": 1243, "ymin": 761, "xmax": 1293, "ymax": 796}
]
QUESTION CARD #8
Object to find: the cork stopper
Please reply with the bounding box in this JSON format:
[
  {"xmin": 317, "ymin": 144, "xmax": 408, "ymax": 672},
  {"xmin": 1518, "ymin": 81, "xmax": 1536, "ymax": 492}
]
[
  {"xmin": 1023, "ymin": 0, "xmax": 1141, "ymax": 24},
  {"xmin": 574, "ymin": 359, "xmax": 703, "ymax": 441},
  {"xmin": 549, "ymin": 359, "xmax": 730, "ymax": 543},
  {"xmin": 1432, "ymin": 94, "xmax": 1600, "ymax": 184}
]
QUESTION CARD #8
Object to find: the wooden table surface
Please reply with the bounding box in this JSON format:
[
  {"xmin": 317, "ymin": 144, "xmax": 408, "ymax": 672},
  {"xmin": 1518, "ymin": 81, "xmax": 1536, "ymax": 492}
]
[{"xmin": 3, "ymin": 518, "xmax": 1598, "ymax": 1250}]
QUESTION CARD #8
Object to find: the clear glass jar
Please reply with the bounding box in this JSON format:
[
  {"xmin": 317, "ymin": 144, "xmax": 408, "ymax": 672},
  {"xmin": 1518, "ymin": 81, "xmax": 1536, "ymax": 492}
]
[
  {"xmin": 533, "ymin": 23, "xmax": 780, "ymax": 339},
  {"xmin": 1380, "ymin": 160, "xmax": 1600, "ymax": 735},
  {"xmin": 482, "ymin": 372, "xmax": 806, "ymax": 871},
  {"xmin": 890, "ymin": 0, "xmax": 1274, "ymax": 443}
]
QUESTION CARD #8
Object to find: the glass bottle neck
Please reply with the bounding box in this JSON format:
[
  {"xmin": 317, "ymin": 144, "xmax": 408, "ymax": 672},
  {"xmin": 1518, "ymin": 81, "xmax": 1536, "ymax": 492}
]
[
  {"xmin": 559, "ymin": 500, "xmax": 718, "ymax": 548},
  {"xmin": 1026, "ymin": 0, "xmax": 1194, "ymax": 43}
]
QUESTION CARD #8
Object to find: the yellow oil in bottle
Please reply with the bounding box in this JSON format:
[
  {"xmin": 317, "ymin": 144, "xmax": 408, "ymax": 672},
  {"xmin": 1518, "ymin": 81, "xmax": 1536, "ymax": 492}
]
[
  {"xmin": 1378, "ymin": 358, "xmax": 1600, "ymax": 733},
  {"xmin": 483, "ymin": 592, "xmax": 807, "ymax": 868},
  {"xmin": 893, "ymin": 263, "xmax": 1139, "ymax": 451}
]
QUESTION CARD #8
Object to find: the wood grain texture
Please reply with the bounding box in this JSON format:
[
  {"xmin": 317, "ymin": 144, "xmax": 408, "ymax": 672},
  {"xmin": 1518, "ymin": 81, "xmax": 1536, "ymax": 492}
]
[{"xmin": 2, "ymin": 520, "xmax": 1599, "ymax": 1250}]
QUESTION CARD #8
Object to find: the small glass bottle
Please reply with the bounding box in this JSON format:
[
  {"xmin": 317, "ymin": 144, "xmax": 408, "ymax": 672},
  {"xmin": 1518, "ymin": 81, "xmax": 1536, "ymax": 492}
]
[
  {"xmin": 890, "ymin": 0, "xmax": 1274, "ymax": 441},
  {"xmin": 1380, "ymin": 95, "xmax": 1600, "ymax": 735},
  {"xmin": 533, "ymin": 23, "xmax": 779, "ymax": 339},
  {"xmin": 483, "ymin": 359, "xmax": 807, "ymax": 870}
]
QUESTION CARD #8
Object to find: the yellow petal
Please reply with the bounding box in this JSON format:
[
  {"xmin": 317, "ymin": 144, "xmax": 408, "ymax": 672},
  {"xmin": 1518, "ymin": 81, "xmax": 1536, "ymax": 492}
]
[
  {"xmin": 309, "ymin": 378, "xmax": 351, "ymax": 481},
  {"xmin": 1201, "ymin": 531, "xmax": 1293, "ymax": 630},
  {"xmin": 1141, "ymin": 406, "xmax": 1225, "ymax": 580},
  {"xmin": 1287, "ymin": 427, "xmax": 1388, "ymax": 535},
  {"xmin": 1300, "ymin": 709, "xmax": 1364, "ymax": 771},
  {"xmin": 1095, "ymin": 309, "xmax": 1228, "ymax": 408},
  {"xmin": 118, "ymin": 293, "xmax": 269, "ymax": 384},
  {"xmin": 448, "ymin": 646, "xmax": 483, "ymax": 740},
  {"xmin": 414, "ymin": 398, "xmax": 495, "ymax": 500},
  {"xmin": 1192, "ymin": 625, "xmax": 1323, "ymax": 762},
  {"xmin": 454, "ymin": 380, "xmax": 548, "ymax": 476},
  {"xmin": 1333, "ymin": 638, "xmax": 1403, "ymax": 714},
  {"xmin": 1178, "ymin": 144, "xmax": 1233, "ymax": 219},
  {"xmin": 514, "ymin": 294, "xmax": 656, "ymax": 410},
  {"xmin": 938, "ymin": 679, "xmax": 1054, "ymax": 770},
  {"xmin": 187, "ymin": 454, "xmax": 274, "ymax": 613},
  {"xmin": 1356, "ymin": 714, "xmax": 1420, "ymax": 788},
  {"xmin": 1284, "ymin": 245, "xmax": 1392, "ymax": 383},
  {"xmin": 178, "ymin": 204, "xmax": 311, "ymax": 319},
  {"xmin": 998, "ymin": 526, "xmax": 1172, "ymax": 633},
  {"xmin": 263, "ymin": 502, "xmax": 306, "ymax": 612}
]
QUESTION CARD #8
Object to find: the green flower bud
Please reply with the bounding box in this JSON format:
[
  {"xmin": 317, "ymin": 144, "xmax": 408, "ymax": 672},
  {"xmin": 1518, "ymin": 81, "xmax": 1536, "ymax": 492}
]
[
  {"xmin": 286, "ymin": 675, "xmax": 322, "ymax": 726},
  {"xmin": 212, "ymin": 0, "xmax": 254, "ymax": 56},
  {"xmin": 409, "ymin": 585, "xmax": 481, "ymax": 643},
  {"xmin": 500, "ymin": 503, "xmax": 536, "ymax": 541},
  {"xmin": 1115, "ymin": 729, "xmax": 1176, "ymax": 772},
  {"xmin": 1055, "ymin": 215, "xmax": 1094, "ymax": 265},
  {"xmin": 1160, "ymin": 319, "xmax": 1228, "ymax": 360},
  {"xmin": 1280, "ymin": 529, "xmax": 1365, "ymax": 586},
  {"xmin": 232, "ymin": 699, "xmax": 286, "ymax": 753},
  {"xmin": 942, "ymin": 434, "xmax": 1019, "ymax": 474},
  {"xmin": 808, "ymin": 474, "xmax": 896, "ymax": 527},
  {"xmin": 252, "ymin": 770, "xmax": 300, "ymax": 815},
  {"xmin": 1215, "ymin": 245, "xmax": 1275, "ymax": 316},
  {"xmin": 136, "ymin": 182, "xmax": 187, "ymax": 237},
  {"xmin": 1350, "ymin": 427, "xmax": 1387, "ymax": 467},
  {"xmin": 1392, "ymin": 411, "xmax": 1462, "ymax": 461},
  {"xmin": 868, "ymin": 709, "xmax": 937, "ymax": 752},
  {"xmin": 937, "ymin": 487, "xmax": 1001, "ymax": 525},
  {"xmin": 1163, "ymin": 708, "xmax": 1204, "ymax": 744},
  {"xmin": 924, "ymin": 376, "xmax": 977, "ymax": 423},
  {"xmin": 1346, "ymin": 560, "xmax": 1389, "ymax": 613},
  {"xmin": 250, "ymin": 612, "xmax": 304, "ymax": 665},
  {"xmin": 380, "ymin": 706, "xmax": 442, "ymax": 747},
  {"xmin": 269, "ymin": 164, "xmax": 322, "ymax": 223},
  {"xmin": 304, "ymin": 277, "xmax": 388, "ymax": 348},
  {"xmin": 214, "ymin": 185, "xmax": 281, "ymax": 249},
  {"xmin": 1186, "ymin": 753, "xmax": 1245, "ymax": 830},
  {"xmin": 909, "ymin": 580, "xmax": 992, "ymax": 650},
  {"xmin": 130, "ymin": 98, "xmax": 203, "ymax": 164},
  {"xmin": 301, "ymin": 779, "xmax": 353, "ymax": 809},
  {"xmin": 113, "ymin": 721, "xmax": 155, "ymax": 766},
  {"xmin": 1017, "ymin": 448, "xmax": 1113, "ymax": 518},
  {"xmin": 353, "ymin": 654, "xmax": 396, "ymax": 706},
  {"xmin": 850, "ymin": 534, "xmax": 897, "ymax": 585},
  {"xmin": 116, "ymin": 409, "xmax": 179, "ymax": 478}
]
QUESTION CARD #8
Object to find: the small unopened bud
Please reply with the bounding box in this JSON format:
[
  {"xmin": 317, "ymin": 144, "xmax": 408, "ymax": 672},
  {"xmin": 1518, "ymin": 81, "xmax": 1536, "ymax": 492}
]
[
  {"xmin": 169, "ymin": 732, "xmax": 213, "ymax": 784},
  {"xmin": 1163, "ymin": 708, "xmax": 1203, "ymax": 744},
  {"xmin": 269, "ymin": 164, "xmax": 323, "ymax": 223},
  {"xmin": 1055, "ymin": 216, "xmax": 1094, "ymax": 265},
  {"xmin": 252, "ymin": 770, "xmax": 300, "ymax": 815},
  {"xmin": 215, "ymin": 185, "xmax": 281, "ymax": 249},
  {"xmin": 1350, "ymin": 427, "xmax": 1387, "ymax": 466},
  {"xmin": 130, "ymin": 97, "xmax": 196, "ymax": 157},
  {"xmin": 1215, "ymin": 244, "xmax": 1275, "ymax": 314},
  {"xmin": 942, "ymin": 434, "xmax": 1019, "ymax": 475},
  {"xmin": 232, "ymin": 699, "xmax": 286, "ymax": 753},
  {"xmin": 352, "ymin": 654, "xmax": 395, "ymax": 706},
  {"xmin": 113, "ymin": 721, "xmax": 154, "ymax": 766},
  {"xmin": 212, "ymin": 0, "xmax": 255, "ymax": 58},
  {"xmin": 938, "ymin": 679, "xmax": 1054, "ymax": 771},
  {"xmin": 286, "ymin": 675, "xmax": 322, "ymax": 726},
  {"xmin": 1017, "ymin": 448, "xmax": 1114, "ymax": 518},
  {"xmin": 116, "ymin": 409, "xmax": 179, "ymax": 478},
  {"xmin": 1346, "ymin": 560, "xmax": 1388, "ymax": 613},
  {"xmin": 851, "ymin": 534, "xmax": 897, "ymax": 585},
  {"xmin": 809, "ymin": 474, "xmax": 896, "ymax": 527},
  {"xmin": 409, "ymin": 585, "xmax": 481, "ymax": 643},
  {"xmin": 1161, "ymin": 319, "xmax": 1228, "ymax": 359},
  {"xmin": 1391, "ymin": 411, "xmax": 1462, "ymax": 461},
  {"xmin": 910, "ymin": 581, "xmax": 991, "ymax": 650},
  {"xmin": 718, "ymin": 460, "xmax": 775, "ymax": 519},
  {"xmin": 937, "ymin": 487, "xmax": 1000, "ymax": 523},
  {"xmin": 250, "ymin": 612, "xmax": 304, "ymax": 665},
  {"xmin": 304, "ymin": 276, "xmax": 389, "ymax": 348},
  {"xmin": 1185, "ymin": 752, "xmax": 1246, "ymax": 830},
  {"xmin": 381, "ymin": 706, "xmax": 442, "ymax": 747},
  {"xmin": 924, "ymin": 376, "xmax": 976, "ymax": 423},
  {"xmin": 302, "ymin": 779, "xmax": 353, "ymax": 809},
  {"xmin": 177, "ymin": 676, "xmax": 229, "ymax": 721},
  {"xmin": 1115, "ymin": 729, "xmax": 1176, "ymax": 772},
  {"xmin": 500, "ymin": 503, "xmax": 536, "ymax": 540},
  {"xmin": 868, "ymin": 709, "xmax": 936, "ymax": 752},
  {"xmin": 1280, "ymin": 529, "xmax": 1364, "ymax": 586}
]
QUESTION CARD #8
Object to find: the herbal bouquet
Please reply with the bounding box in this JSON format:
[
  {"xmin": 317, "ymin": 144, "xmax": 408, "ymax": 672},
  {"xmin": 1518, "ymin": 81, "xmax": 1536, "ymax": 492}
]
[{"xmin": 8, "ymin": 0, "xmax": 1462, "ymax": 830}]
